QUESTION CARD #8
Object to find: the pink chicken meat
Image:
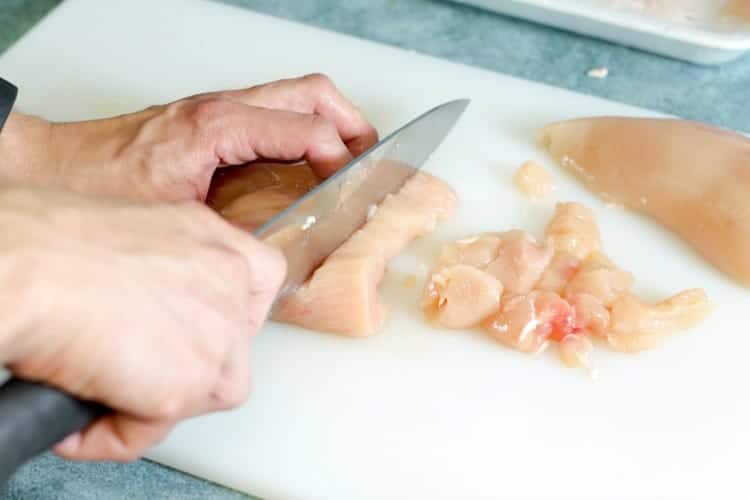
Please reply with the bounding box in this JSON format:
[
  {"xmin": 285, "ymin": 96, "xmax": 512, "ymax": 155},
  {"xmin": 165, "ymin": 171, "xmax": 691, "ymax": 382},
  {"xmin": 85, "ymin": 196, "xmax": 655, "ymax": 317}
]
[{"xmin": 208, "ymin": 162, "xmax": 457, "ymax": 336}]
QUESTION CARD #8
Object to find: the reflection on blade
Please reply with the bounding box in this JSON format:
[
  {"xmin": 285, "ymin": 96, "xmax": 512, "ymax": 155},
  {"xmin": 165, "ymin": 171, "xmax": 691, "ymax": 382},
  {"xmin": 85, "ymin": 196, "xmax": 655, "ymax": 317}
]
[{"xmin": 254, "ymin": 98, "xmax": 470, "ymax": 303}]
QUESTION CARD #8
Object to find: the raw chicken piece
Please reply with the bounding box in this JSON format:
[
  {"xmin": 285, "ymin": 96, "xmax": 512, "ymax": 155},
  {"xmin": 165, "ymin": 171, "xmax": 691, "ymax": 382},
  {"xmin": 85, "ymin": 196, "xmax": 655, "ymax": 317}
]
[
  {"xmin": 439, "ymin": 233, "xmax": 504, "ymax": 269},
  {"xmin": 207, "ymin": 163, "xmax": 320, "ymax": 232},
  {"xmin": 482, "ymin": 291, "xmax": 575, "ymax": 353},
  {"xmin": 540, "ymin": 117, "xmax": 750, "ymax": 286},
  {"xmin": 559, "ymin": 334, "xmax": 594, "ymax": 372},
  {"xmin": 484, "ymin": 231, "xmax": 553, "ymax": 295},
  {"xmin": 513, "ymin": 160, "xmax": 554, "ymax": 200},
  {"xmin": 544, "ymin": 202, "xmax": 601, "ymax": 260},
  {"xmin": 535, "ymin": 251, "xmax": 580, "ymax": 294},
  {"xmin": 439, "ymin": 231, "xmax": 553, "ymax": 295},
  {"xmin": 607, "ymin": 289, "xmax": 711, "ymax": 352},
  {"xmin": 422, "ymin": 265, "xmax": 503, "ymax": 329},
  {"xmin": 564, "ymin": 252, "xmax": 634, "ymax": 308},
  {"xmin": 271, "ymin": 171, "xmax": 458, "ymax": 336},
  {"xmin": 568, "ymin": 293, "xmax": 610, "ymax": 337}
]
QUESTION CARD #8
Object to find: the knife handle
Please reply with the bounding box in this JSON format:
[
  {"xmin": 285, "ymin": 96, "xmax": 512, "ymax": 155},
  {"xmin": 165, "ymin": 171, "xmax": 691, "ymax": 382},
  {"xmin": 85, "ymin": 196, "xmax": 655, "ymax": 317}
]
[{"xmin": 0, "ymin": 377, "xmax": 107, "ymax": 486}]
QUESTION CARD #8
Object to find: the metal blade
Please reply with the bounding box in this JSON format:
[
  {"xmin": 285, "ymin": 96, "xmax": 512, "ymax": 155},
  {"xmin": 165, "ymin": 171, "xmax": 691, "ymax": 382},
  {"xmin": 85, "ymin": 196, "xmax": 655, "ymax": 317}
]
[{"xmin": 254, "ymin": 98, "xmax": 470, "ymax": 304}]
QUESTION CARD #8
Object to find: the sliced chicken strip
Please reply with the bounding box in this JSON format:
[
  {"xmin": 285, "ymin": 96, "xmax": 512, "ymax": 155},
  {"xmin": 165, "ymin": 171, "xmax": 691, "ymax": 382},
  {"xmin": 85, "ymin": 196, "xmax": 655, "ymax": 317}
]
[
  {"xmin": 271, "ymin": 171, "xmax": 458, "ymax": 336},
  {"xmin": 607, "ymin": 289, "xmax": 711, "ymax": 352}
]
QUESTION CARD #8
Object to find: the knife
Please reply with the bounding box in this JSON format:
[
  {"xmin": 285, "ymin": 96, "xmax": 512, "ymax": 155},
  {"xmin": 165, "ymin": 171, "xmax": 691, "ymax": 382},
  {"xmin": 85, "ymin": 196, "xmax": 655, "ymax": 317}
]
[{"xmin": 0, "ymin": 98, "xmax": 470, "ymax": 485}]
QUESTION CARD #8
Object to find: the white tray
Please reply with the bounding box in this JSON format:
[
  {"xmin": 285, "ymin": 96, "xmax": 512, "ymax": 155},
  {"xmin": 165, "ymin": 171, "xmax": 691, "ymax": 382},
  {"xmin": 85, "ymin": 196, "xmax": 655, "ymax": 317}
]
[{"xmin": 455, "ymin": 0, "xmax": 750, "ymax": 65}]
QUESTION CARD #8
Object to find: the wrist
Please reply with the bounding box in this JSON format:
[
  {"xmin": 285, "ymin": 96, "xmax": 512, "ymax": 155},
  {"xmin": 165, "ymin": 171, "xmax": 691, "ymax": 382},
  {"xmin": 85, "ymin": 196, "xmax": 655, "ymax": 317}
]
[{"xmin": 0, "ymin": 112, "xmax": 56, "ymax": 185}]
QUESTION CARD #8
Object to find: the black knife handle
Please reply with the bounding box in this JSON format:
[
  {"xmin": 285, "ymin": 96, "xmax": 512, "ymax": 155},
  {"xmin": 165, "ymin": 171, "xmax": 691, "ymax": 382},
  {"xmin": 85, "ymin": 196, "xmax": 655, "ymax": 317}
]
[{"xmin": 0, "ymin": 377, "xmax": 107, "ymax": 485}]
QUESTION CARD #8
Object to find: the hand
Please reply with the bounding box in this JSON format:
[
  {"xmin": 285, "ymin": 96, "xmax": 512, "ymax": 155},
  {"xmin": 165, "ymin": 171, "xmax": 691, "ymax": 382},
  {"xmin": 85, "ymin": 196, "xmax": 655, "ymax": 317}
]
[
  {"xmin": 0, "ymin": 185, "xmax": 286, "ymax": 461},
  {"xmin": 0, "ymin": 73, "xmax": 377, "ymax": 201}
]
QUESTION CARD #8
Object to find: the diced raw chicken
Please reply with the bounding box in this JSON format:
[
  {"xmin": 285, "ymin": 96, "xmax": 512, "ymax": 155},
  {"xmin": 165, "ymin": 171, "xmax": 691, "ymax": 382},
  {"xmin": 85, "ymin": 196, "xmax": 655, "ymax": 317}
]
[
  {"xmin": 439, "ymin": 233, "xmax": 504, "ymax": 269},
  {"xmin": 422, "ymin": 265, "xmax": 503, "ymax": 329},
  {"xmin": 439, "ymin": 231, "xmax": 553, "ymax": 295},
  {"xmin": 421, "ymin": 188, "xmax": 708, "ymax": 370},
  {"xmin": 207, "ymin": 163, "xmax": 320, "ymax": 232},
  {"xmin": 484, "ymin": 231, "xmax": 553, "ymax": 295},
  {"xmin": 535, "ymin": 251, "xmax": 580, "ymax": 294},
  {"xmin": 544, "ymin": 202, "xmax": 602, "ymax": 260},
  {"xmin": 567, "ymin": 293, "xmax": 610, "ymax": 337},
  {"xmin": 540, "ymin": 117, "xmax": 750, "ymax": 286},
  {"xmin": 271, "ymin": 171, "xmax": 458, "ymax": 336},
  {"xmin": 513, "ymin": 160, "xmax": 554, "ymax": 200},
  {"xmin": 482, "ymin": 291, "xmax": 575, "ymax": 353},
  {"xmin": 563, "ymin": 252, "xmax": 634, "ymax": 308},
  {"xmin": 558, "ymin": 334, "xmax": 594, "ymax": 371},
  {"xmin": 607, "ymin": 289, "xmax": 711, "ymax": 352}
]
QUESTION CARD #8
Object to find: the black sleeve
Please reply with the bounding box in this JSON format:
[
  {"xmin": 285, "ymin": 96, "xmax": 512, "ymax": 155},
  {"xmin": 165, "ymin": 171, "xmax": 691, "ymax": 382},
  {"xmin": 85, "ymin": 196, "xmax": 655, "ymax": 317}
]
[{"xmin": 0, "ymin": 77, "xmax": 18, "ymax": 132}]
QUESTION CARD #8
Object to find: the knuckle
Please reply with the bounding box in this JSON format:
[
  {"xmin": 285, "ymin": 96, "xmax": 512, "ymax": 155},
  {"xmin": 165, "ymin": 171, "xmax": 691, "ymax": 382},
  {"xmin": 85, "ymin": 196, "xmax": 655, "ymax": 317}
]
[
  {"xmin": 183, "ymin": 97, "xmax": 233, "ymax": 128},
  {"xmin": 308, "ymin": 113, "xmax": 338, "ymax": 140},
  {"xmin": 303, "ymin": 72, "xmax": 335, "ymax": 92},
  {"xmin": 211, "ymin": 377, "xmax": 251, "ymax": 410}
]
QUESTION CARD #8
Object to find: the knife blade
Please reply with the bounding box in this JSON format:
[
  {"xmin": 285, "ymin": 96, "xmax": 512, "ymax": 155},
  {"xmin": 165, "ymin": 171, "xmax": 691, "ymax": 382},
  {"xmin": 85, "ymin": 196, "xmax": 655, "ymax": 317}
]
[
  {"xmin": 256, "ymin": 98, "xmax": 471, "ymax": 305},
  {"xmin": 0, "ymin": 98, "xmax": 470, "ymax": 486}
]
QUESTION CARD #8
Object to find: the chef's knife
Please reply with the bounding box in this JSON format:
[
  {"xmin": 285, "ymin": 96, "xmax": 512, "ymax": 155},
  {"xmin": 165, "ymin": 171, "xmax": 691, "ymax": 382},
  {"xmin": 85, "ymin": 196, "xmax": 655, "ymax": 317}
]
[{"xmin": 0, "ymin": 98, "xmax": 470, "ymax": 485}]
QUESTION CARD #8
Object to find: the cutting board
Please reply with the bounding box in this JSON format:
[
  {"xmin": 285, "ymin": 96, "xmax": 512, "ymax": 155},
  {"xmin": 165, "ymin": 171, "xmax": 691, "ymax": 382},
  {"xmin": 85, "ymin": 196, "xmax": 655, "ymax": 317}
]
[{"xmin": 1, "ymin": 1, "xmax": 747, "ymax": 499}]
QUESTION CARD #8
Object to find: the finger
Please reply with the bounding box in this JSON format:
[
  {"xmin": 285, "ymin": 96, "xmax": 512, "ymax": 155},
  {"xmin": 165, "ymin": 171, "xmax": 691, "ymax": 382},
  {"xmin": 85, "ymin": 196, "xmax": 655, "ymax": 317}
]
[
  {"xmin": 53, "ymin": 415, "xmax": 175, "ymax": 462},
  {"xmin": 214, "ymin": 220, "xmax": 287, "ymax": 327},
  {"xmin": 220, "ymin": 74, "xmax": 379, "ymax": 160},
  {"xmin": 208, "ymin": 338, "xmax": 252, "ymax": 412},
  {"xmin": 204, "ymin": 102, "xmax": 355, "ymax": 177}
]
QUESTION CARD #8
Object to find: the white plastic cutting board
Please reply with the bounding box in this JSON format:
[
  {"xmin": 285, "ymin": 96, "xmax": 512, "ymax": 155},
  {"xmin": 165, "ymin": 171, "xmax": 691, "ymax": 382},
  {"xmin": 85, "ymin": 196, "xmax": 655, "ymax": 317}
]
[{"xmin": 1, "ymin": 1, "xmax": 747, "ymax": 499}]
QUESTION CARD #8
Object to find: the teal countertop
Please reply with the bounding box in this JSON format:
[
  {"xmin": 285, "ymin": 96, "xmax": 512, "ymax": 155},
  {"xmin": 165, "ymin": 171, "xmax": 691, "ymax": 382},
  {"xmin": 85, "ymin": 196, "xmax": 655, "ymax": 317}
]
[{"xmin": 1, "ymin": 1, "xmax": 748, "ymax": 499}]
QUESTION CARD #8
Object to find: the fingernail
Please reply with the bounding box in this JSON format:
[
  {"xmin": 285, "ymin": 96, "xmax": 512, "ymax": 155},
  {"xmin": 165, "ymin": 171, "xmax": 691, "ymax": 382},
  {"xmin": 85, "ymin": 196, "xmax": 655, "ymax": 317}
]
[{"xmin": 55, "ymin": 432, "xmax": 82, "ymax": 454}]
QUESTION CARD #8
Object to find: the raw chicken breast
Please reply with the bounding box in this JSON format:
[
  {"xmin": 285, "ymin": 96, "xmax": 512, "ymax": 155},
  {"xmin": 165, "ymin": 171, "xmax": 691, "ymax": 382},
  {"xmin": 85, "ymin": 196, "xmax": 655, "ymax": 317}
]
[
  {"xmin": 540, "ymin": 117, "xmax": 750, "ymax": 286},
  {"xmin": 422, "ymin": 264, "xmax": 503, "ymax": 329},
  {"xmin": 271, "ymin": 170, "xmax": 458, "ymax": 336}
]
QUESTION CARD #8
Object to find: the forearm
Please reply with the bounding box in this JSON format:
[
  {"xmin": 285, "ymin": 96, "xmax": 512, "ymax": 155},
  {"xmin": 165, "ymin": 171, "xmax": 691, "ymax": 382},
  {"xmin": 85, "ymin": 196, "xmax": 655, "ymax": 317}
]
[{"xmin": 0, "ymin": 111, "xmax": 58, "ymax": 186}]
